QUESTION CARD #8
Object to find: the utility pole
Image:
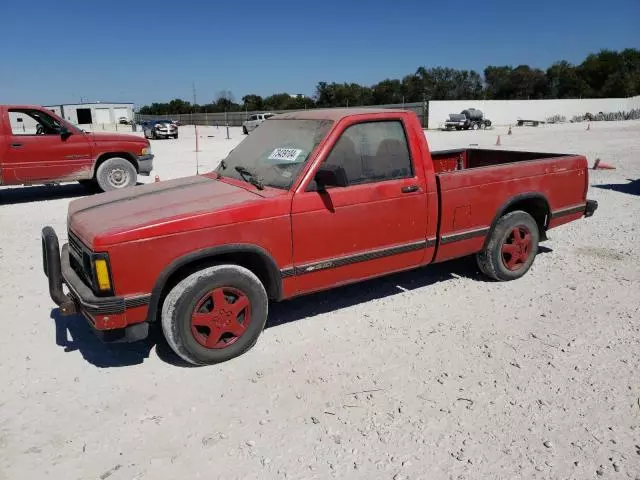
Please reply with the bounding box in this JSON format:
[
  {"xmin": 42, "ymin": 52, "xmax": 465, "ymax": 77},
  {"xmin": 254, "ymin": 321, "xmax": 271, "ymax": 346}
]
[{"xmin": 193, "ymin": 81, "xmax": 200, "ymax": 172}]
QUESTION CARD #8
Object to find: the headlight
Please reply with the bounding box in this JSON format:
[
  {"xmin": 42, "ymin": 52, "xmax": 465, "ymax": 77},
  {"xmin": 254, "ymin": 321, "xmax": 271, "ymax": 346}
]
[
  {"xmin": 141, "ymin": 146, "xmax": 152, "ymax": 155},
  {"xmin": 92, "ymin": 254, "xmax": 113, "ymax": 294}
]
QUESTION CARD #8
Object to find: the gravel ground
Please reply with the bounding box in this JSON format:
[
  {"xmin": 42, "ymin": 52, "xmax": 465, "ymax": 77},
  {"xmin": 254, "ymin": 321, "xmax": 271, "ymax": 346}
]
[{"xmin": 0, "ymin": 121, "xmax": 638, "ymax": 480}]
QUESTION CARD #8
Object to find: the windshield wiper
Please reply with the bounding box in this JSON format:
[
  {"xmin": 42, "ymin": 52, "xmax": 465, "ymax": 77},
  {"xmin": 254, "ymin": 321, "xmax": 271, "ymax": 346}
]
[
  {"xmin": 234, "ymin": 165, "xmax": 265, "ymax": 190},
  {"xmin": 215, "ymin": 159, "xmax": 227, "ymax": 179}
]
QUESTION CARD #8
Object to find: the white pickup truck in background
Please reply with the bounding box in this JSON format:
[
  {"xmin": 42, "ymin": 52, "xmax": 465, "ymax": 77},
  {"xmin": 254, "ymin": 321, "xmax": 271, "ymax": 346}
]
[{"xmin": 242, "ymin": 112, "xmax": 275, "ymax": 134}]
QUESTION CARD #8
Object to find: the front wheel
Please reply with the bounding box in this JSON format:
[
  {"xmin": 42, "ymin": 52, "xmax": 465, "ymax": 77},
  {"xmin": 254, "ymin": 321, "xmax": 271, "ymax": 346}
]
[
  {"xmin": 161, "ymin": 265, "xmax": 268, "ymax": 365},
  {"xmin": 472, "ymin": 123, "xmax": 480, "ymax": 130},
  {"xmin": 242, "ymin": 126, "xmax": 248, "ymax": 135},
  {"xmin": 96, "ymin": 157, "xmax": 137, "ymax": 192},
  {"xmin": 476, "ymin": 211, "xmax": 539, "ymax": 281}
]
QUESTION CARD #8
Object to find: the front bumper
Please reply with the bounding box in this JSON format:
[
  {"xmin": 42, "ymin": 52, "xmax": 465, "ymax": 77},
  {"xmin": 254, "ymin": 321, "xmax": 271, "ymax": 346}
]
[
  {"xmin": 42, "ymin": 227, "xmax": 150, "ymax": 342},
  {"xmin": 155, "ymin": 130, "xmax": 177, "ymax": 137},
  {"xmin": 137, "ymin": 154, "xmax": 154, "ymax": 176},
  {"xmin": 585, "ymin": 199, "xmax": 598, "ymax": 218}
]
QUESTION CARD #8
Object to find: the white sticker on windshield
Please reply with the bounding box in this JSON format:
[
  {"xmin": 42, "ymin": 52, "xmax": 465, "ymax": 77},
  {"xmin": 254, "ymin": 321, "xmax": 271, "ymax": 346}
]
[{"xmin": 268, "ymin": 148, "xmax": 303, "ymax": 162}]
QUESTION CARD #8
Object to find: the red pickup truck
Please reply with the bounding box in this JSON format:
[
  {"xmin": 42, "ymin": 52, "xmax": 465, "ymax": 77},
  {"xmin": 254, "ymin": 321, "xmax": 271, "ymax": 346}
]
[
  {"xmin": 42, "ymin": 108, "xmax": 597, "ymax": 365},
  {"xmin": 0, "ymin": 105, "xmax": 153, "ymax": 191}
]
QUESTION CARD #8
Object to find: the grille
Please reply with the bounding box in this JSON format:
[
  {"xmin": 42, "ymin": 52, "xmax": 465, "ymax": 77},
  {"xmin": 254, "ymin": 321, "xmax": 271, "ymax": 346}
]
[{"xmin": 68, "ymin": 230, "xmax": 93, "ymax": 288}]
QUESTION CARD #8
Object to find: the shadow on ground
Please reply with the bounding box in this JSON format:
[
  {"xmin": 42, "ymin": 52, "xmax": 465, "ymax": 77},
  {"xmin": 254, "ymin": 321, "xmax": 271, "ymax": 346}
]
[
  {"xmin": 51, "ymin": 247, "xmax": 553, "ymax": 368},
  {"xmin": 0, "ymin": 184, "xmax": 90, "ymax": 205},
  {"xmin": 594, "ymin": 178, "xmax": 640, "ymax": 196}
]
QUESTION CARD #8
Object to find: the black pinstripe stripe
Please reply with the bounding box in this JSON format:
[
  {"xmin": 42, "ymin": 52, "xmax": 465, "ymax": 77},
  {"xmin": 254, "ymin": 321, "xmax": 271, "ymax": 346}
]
[
  {"xmin": 280, "ymin": 239, "xmax": 434, "ymax": 277},
  {"xmin": 551, "ymin": 204, "xmax": 586, "ymax": 218},
  {"xmin": 124, "ymin": 294, "xmax": 152, "ymax": 309},
  {"xmin": 440, "ymin": 227, "xmax": 489, "ymax": 245}
]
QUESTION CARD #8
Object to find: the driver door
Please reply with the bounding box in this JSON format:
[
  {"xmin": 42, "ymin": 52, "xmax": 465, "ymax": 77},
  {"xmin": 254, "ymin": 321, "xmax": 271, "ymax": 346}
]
[{"xmin": 3, "ymin": 109, "xmax": 93, "ymax": 183}]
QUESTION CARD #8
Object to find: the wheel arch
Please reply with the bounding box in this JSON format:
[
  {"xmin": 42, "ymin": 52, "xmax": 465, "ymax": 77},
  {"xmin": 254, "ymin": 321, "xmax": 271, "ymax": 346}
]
[
  {"xmin": 92, "ymin": 152, "xmax": 139, "ymax": 177},
  {"xmin": 484, "ymin": 193, "xmax": 551, "ymax": 248},
  {"xmin": 147, "ymin": 244, "xmax": 283, "ymax": 323}
]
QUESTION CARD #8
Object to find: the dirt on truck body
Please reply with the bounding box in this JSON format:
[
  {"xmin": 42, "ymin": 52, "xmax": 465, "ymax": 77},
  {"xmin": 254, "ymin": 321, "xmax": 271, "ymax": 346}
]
[{"xmin": 42, "ymin": 108, "xmax": 597, "ymax": 365}]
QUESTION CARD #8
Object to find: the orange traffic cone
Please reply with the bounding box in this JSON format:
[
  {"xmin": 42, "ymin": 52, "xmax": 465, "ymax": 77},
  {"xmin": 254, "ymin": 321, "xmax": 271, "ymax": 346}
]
[
  {"xmin": 496, "ymin": 135, "xmax": 501, "ymax": 146},
  {"xmin": 155, "ymin": 175, "xmax": 160, "ymax": 182},
  {"xmin": 592, "ymin": 158, "xmax": 615, "ymax": 170}
]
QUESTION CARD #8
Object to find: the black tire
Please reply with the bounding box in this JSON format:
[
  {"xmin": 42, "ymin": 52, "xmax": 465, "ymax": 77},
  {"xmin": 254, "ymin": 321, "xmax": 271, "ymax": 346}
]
[
  {"xmin": 174, "ymin": 135, "xmax": 179, "ymax": 139},
  {"xmin": 78, "ymin": 179, "xmax": 100, "ymax": 193},
  {"xmin": 96, "ymin": 157, "xmax": 137, "ymax": 192},
  {"xmin": 476, "ymin": 211, "xmax": 539, "ymax": 281},
  {"xmin": 242, "ymin": 126, "xmax": 248, "ymax": 135},
  {"xmin": 472, "ymin": 123, "xmax": 480, "ymax": 130},
  {"xmin": 151, "ymin": 130, "xmax": 157, "ymax": 140},
  {"xmin": 161, "ymin": 265, "xmax": 268, "ymax": 365}
]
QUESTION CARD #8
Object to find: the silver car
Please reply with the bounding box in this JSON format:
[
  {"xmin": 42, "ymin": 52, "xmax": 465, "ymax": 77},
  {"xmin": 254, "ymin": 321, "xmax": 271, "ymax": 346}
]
[
  {"xmin": 143, "ymin": 120, "xmax": 179, "ymax": 139},
  {"xmin": 242, "ymin": 112, "xmax": 275, "ymax": 134}
]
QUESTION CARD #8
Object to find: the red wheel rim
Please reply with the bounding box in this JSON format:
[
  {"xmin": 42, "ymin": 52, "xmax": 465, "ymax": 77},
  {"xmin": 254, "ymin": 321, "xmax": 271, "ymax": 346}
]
[
  {"xmin": 501, "ymin": 226, "xmax": 533, "ymax": 271},
  {"xmin": 190, "ymin": 287, "xmax": 251, "ymax": 349}
]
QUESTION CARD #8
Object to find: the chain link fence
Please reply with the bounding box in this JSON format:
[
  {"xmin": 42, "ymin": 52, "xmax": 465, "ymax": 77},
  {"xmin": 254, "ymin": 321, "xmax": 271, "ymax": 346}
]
[{"xmin": 135, "ymin": 102, "xmax": 428, "ymax": 128}]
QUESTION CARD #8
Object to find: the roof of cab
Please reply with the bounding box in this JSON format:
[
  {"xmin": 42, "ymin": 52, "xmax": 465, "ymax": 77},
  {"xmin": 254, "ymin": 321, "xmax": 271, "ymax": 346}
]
[{"xmin": 272, "ymin": 108, "xmax": 410, "ymax": 121}]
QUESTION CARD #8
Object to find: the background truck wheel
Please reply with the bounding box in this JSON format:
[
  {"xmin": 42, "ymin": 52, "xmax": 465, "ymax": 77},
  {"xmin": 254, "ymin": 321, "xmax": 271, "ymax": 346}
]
[
  {"xmin": 242, "ymin": 126, "xmax": 248, "ymax": 135},
  {"xmin": 96, "ymin": 157, "xmax": 137, "ymax": 192},
  {"xmin": 472, "ymin": 123, "xmax": 480, "ymax": 130},
  {"xmin": 78, "ymin": 179, "xmax": 100, "ymax": 193},
  {"xmin": 476, "ymin": 211, "xmax": 539, "ymax": 281},
  {"xmin": 161, "ymin": 265, "xmax": 268, "ymax": 366}
]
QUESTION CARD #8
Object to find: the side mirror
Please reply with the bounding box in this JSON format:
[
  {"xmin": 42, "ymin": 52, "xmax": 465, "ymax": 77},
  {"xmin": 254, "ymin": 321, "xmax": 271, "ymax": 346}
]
[
  {"xmin": 60, "ymin": 126, "xmax": 72, "ymax": 139},
  {"xmin": 314, "ymin": 164, "xmax": 348, "ymax": 191}
]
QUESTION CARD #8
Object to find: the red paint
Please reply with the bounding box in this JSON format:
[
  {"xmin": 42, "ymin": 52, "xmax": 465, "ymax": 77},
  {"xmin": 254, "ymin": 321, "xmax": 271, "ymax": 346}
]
[
  {"xmin": 0, "ymin": 105, "xmax": 150, "ymax": 186},
  {"xmin": 191, "ymin": 287, "xmax": 251, "ymax": 349},
  {"xmin": 56, "ymin": 109, "xmax": 594, "ymax": 333},
  {"xmin": 502, "ymin": 227, "xmax": 532, "ymax": 271}
]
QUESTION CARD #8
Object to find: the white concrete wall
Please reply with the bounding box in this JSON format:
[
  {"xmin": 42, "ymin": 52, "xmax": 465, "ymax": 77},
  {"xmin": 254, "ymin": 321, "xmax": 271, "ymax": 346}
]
[
  {"xmin": 628, "ymin": 95, "xmax": 640, "ymax": 109},
  {"xmin": 428, "ymin": 97, "xmax": 640, "ymax": 129}
]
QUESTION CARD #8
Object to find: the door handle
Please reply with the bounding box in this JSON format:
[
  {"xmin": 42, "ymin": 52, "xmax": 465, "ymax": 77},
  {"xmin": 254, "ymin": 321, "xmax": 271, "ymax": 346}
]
[
  {"xmin": 11, "ymin": 143, "xmax": 23, "ymax": 148},
  {"xmin": 401, "ymin": 185, "xmax": 419, "ymax": 193}
]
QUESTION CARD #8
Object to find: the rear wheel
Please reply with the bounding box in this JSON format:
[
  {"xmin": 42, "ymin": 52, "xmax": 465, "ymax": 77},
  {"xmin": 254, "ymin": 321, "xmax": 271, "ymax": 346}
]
[
  {"xmin": 161, "ymin": 265, "xmax": 268, "ymax": 365},
  {"xmin": 96, "ymin": 157, "xmax": 137, "ymax": 192},
  {"xmin": 472, "ymin": 123, "xmax": 480, "ymax": 130},
  {"xmin": 476, "ymin": 211, "xmax": 539, "ymax": 281}
]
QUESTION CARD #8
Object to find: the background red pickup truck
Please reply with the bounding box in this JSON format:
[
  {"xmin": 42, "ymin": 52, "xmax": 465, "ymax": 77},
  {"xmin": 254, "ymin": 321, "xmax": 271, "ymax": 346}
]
[
  {"xmin": 0, "ymin": 105, "xmax": 153, "ymax": 191},
  {"xmin": 42, "ymin": 108, "xmax": 597, "ymax": 365}
]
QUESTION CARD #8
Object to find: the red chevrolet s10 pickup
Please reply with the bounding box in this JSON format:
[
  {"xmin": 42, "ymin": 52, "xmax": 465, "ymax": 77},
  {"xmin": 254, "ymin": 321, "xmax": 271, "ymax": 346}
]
[{"xmin": 42, "ymin": 109, "xmax": 598, "ymax": 365}]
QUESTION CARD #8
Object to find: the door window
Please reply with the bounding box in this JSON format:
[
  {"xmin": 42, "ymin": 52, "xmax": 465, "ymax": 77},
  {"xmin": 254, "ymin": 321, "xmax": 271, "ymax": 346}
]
[
  {"xmin": 322, "ymin": 120, "xmax": 413, "ymax": 186},
  {"xmin": 9, "ymin": 109, "xmax": 63, "ymax": 136}
]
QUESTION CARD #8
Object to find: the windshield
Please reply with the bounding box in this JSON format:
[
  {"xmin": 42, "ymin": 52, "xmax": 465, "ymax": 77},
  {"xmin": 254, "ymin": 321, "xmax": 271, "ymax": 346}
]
[{"xmin": 216, "ymin": 119, "xmax": 333, "ymax": 190}]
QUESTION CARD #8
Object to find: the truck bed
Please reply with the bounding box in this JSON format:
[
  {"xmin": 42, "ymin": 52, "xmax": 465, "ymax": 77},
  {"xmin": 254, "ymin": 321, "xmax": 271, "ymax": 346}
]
[
  {"xmin": 431, "ymin": 148, "xmax": 572, "ymax": 173},
  {"xmin": 429, "ymin": 148, "xmax": 588, "ymax": 263}
]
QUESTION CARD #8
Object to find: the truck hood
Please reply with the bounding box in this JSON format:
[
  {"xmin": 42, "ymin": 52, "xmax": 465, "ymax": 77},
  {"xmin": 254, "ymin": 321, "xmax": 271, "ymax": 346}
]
[
  {"xmin": 68, "ymin": 176, "xmax": 265, "ymax": 248},
  {"xmin": 87, "ymin": 131, "xmax": 147, "ymax": 143}
]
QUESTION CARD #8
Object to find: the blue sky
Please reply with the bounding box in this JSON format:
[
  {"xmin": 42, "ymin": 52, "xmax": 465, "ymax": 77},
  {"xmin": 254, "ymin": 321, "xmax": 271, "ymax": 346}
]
[{"xmin": 1, "ymin": 0, "xmax": 638, "ymax": 107}]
